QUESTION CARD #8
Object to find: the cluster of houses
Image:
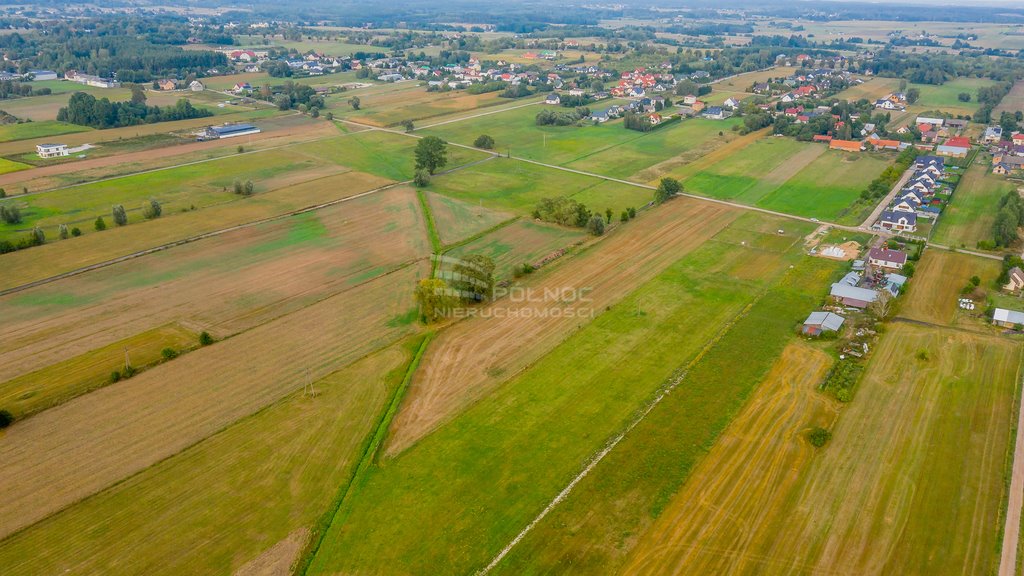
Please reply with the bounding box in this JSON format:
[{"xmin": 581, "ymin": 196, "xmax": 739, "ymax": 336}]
[
  {"xmin": 64, "ymin": 70, "xmax": 120, "ymax": 89},
  {"xmin": 222, "ymin": 48, "xmax": 349, "ymax": 77},
  {"xmin": 986, "ymin": 130, "xmax": 1024, "ymax": 176},
  {"xmin": 155, "ymin": 78, "xmax": 205, "ymax": 92},
  {"xmin": 609, "ymin": 68, "xmax": 678, "ymax": 99},
  {"xmin": 874, "ymin": 155, "xmax": 950, "ymax": 234},
  {"xmin": 753, "ymin": 68, "xmax": 854, "ymax": 101},
  {"xmin": 803, "ymin": 245, "xmax": 909, "ymax": 336},
  {"xmin": 874, "ymin": 92, "xmax": 907, "ymax": 112}
]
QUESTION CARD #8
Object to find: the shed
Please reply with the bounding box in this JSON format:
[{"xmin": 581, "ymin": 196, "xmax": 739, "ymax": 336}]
[
  {"xmin": 802, "ymin": 311, "xmax": 845, "ymax": 335},
  {"xmin": 994, "ymin": 308, "xmax": 1024, "ymax": 328}
]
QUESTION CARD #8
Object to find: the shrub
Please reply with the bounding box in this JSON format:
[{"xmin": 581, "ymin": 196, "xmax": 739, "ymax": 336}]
[
  {"xmin": 586, "ymin": 215, "xmax": 605, "ymax": 236},
  {"xmin": 143, "ymin": 199, "xmax": 162, "ymax": 220},
  {"xmin": 199, "ymin": 331, "xmax": 214, "ymax": 346},
  {"xmin": 112, "ymin": 204, "xmax": 128, "ymax": 226},
  {"xmin": 161, "ymin": 347, "xmax": 179, "ymax": 360},
  {"xmin": 237, "ymin": 145, "xmax": 244, "ymax": 153},
  {"xmin": 808, "ymin": 427, "xmax": 831, "ymax": 447},
  {"xmin": 94, "ymin": 216, "xmax": 106, "ymax": 231},
  {"xmin": 71, "ymin": 227, "xmax": 81, "ymax": 237},
  {"xmin": 474, "ymin": 134, "xmax": 495, "ymax": 149},
  {"xmin": 0, "ymin": 409, "xmax": 13, "ymax": 428},
  {"xmin": 110, "ymin": 371, "xmax": 121, "ymax": 383},
  {"xmin": 413, "ymin": 169, "xmax": 431, "ymax": 187},
  {"xmin": 0, "ymin": 204, "xmax": 21, "ymax": 224}
]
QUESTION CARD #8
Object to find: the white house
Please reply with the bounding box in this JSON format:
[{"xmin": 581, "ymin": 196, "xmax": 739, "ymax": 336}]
[
  {"xmin": 868, "ymin": 247, "xmax": 908, "ymax": 270},
  {"xmin": 189, "ymin": 80, "xmax": 205, "ymax": 92},
  {"xmin": 36, "ymin": 143, "xmax": 69, "ymax": 158}
]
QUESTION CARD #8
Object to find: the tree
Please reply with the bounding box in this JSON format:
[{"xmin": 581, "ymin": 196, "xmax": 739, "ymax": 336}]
[
  {"xmin": 994, "ymin": 208, "xmax": 1019, "ymax": 247},
  {"xmin": 413, "ymin": 168, "xmax": 431, "ymax": 187},
  {"xmin": 94, "ymin": 216, "xmax": 107, "ymax": 231},
  {"xmin": 325, "ymin": 112, "xmax": 334, "ymax": 121},
  {"xmin": 310, "ymin": 107, "xmax": 320, "ymax": 118},
  {"xmin": 199, "ymin": 331, "xmax": 214, "ymax": 346},
  {"xmin": 244, "ymin": 180, "xmax": 254, "ymax": 196},
  {"xmin": 958, "ymin": 92, "xmax": 971, "ymax": 102},
  {"xmin": 0, "ymin": 188, "xmax": 5, "ymax": 198},
  {"xmin": 0, "ymin": 204, "xmax": 21, "ymax": 224},
  {"xmin": 161, "ymin": 347, "xmax": 179, "ymax": 360},
  {"xmin": 237, "ymin": 145, "xmax": 244, "ymax": 154},
  {"xmin": 348, "ymin": 96, "xmax": 361, "ymax": 110},
  {"xmin": 906, "ymin": 88, "xmax": 920, "ymax": 104},
  {"xmin": 112, "ymin": 204, "xmax": 128, "ymax": 226},
  {"xmin": 605, "ymin": 208, "xmax": 613, "ymax": 223},
  {"xmin": 620, "ymin": 210, "xmax": 629, "ymax": 222},
  {"xmin": 971, "ymin": 275, "xmax": 981, "ymax": 286},
  {"xmin": 808, "ymin": 427, "xmax": 831, "ymax": 447},
  {"xmin": 869, "ymin": 290, "xmax": 894, "ymax": 319},
  {"xmin": 415, "ymin": 278, "xmax": 459, "ymax": 321},
  {"xmin": 628, "ymin": 207, "xmax": 636, "ymax": 219},
  {"xmin": 71, "ymin": 227, "xmax": 81, "ymax": 237},
  {"xmin": 450, "ymin": 254, "xmax": 496, "ymax": 301},
  {"xmin": 31, "ymin": 226, "xmax": 44, "ymax": 245},
  {"xmin": 143, "ymin": 199, "xmax": 162, "ymax": 219},
  {"xmin": 59, "ymin": 223, "xmax": 69, "ymax": 239},
  {"xmin": 130, "ymin": 84, "xmax": 147, "ymax": 105},
  {"xmin": 0, "ymin": 409, "xmax": 13, "ymax": 429},
  {"xmin": 654, "ymin": 177, "xmax": 682, "ymax": 204},
  {"xmin": 414, "ymin": 136, "xmax": 448, "ymax": 174},
  {"xmin": 474, "ymin": 134, "xmax": 495, "ymax": 149},
  {"xmin": 586, "ymin": 215, "xmax": 605, "ymax": 236},
  {"xmin": 402, "ymin": 120, "xmax": 415, "ymax": 132},
  {"xmin": 233, "ymin": 179, "xmax": 243, "ymax": 194}
]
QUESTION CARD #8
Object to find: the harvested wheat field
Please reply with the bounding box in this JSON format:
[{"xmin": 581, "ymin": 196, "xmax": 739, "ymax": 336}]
[
  {"xmin": 0, "ymin": 261, "xmax": 426, "ymax": 540},
  {"xmin": 384, "ymin": 197, "xmax": 740, "ymax": 455},
  {"xmin": 623, "ymin": 341, "xmax": 836, "ymax": 575},
  {"xmin": 0, "ymin": 186, "xmax": 427, "ymax": 385},
  {"xmin": 625, "ymin": 323, "xmax": 1020, "ymax": 576},
  {"xmin": 898, "ymin": 249, "xmax": 1001, "ymax": 327}
]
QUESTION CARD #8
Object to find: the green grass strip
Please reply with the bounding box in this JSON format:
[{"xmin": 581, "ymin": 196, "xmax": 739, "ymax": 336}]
[{"xmin": 293, "ymin": 332, "xmax": 434, "ymax": 575}]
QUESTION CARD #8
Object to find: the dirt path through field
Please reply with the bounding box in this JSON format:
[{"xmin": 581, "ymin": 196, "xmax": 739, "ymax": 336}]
[
  {"xmin": 384, "ymin": 198, "xmax": 740, "ymax": 455},
  {"xmin": 623, "ymin": 342, "xmax": 835, "ymax": 575}
]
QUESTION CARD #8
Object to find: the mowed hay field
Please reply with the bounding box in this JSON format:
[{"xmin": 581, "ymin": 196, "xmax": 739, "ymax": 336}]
[
  {"xmin": 0, "ymin": 187, "xmax": 428, "ymax": 389},
  {"xmin": 0, "ymin": 120, "xmax": 92, "ymax": 143},
  {"xmin": 446, "ymin": 219, "xmax": 586, "ymax": 280},
  {"xmin": 307, "ymin": 215, "xmax": 819, "ymax": 575},
  {"xmin": 678, "ymin": 137, "xmax": 893, "ymax": 219},
  {"xmin": 931, "ymin": 163, "xmax": 1018, "ymax": 250},
  {"xmin": 995, "ymin": 79, "xmax": 1024, "ymax": 116},
  {"xmin": 427, "ymin": 156, "xmax": 648, "ymax": 216},
  {"xmin": 420, "ymin": 102, "xmax": 743, "ymax": 177},
  {"xmin": 384, "ymin": 197, "xmax": 741, "ymax": 455},
  {"xmin": 910, "ymin": 77, "xmax": 997, "ymax": 116},
  {"xmin": 0, "ymin": 259, "xmax": 426, "ymax": 540},
  {"xmin": 897, "ymin": 248, "xmax": 1001, "ymax": 327},
  {"xmin": 623, "ymin": 341, "xmax": 836, "ymax": 575},
  {"xmin": 0, "ymin": 337, "xmax": 422, "ymax": 575},
  {"xmin": 649, "ymin": 323, "xmax": 1020, "ymax": 576},
  {"xmin": 834, "ymin": 76, "xmax": 903, "ymax": 102},
  {"xmin": 491, "ymin": 235, "xmax": 842, "ymax": 575},
  {"xmin": 325, "ymin": 81, "xmax": 519, "ymax": 127},
  {"xmin": 425, "ymin": 190, "xmax": 515, "ymax": 245}
]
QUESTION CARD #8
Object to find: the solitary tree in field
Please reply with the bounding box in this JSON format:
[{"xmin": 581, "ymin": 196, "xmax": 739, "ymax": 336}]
[
  {"xmin": 605, "ymin": 208, "xmax": 612, "ymax": 223},
  {"xmin": 348, "ymin": 96, "xmax": 361, "ymax": 110},
  {"xmin": 94, "ymin": 216, "xmax": 107, "ymax": 231},
  {"xmin": 0, "ymin": 204, "xmax": 20, "ymax": 224},
  {"xmin": 143, "ymin": 199, "xmax": 162, "ymax": 220},
  {"xmin": 0, "ymin": 409, "xmax": 13, "ymax": 429},
  {"xmin": 71, "ymin": 227, "xmax": 81, "ymax": 237},
  {"xmin": 199, "ymin": 331, "xmax": 214, "ymax": 346},
  {"xmin": 59, "ymin": 224, "xmax": 69, "ymax": 240},
  {"xmin": 474, "ymin": 134, "xmax": 495, "ymax": 149},
  {"xmin": 654, "ymin": 177, "xmax": 682, "ymax": 205},
  {"xmin": 112, "ymin": 204, "xmax": 128, "ymax": 226},
  {"xmin": 402, "ymin": 120, "xmax": 415, "ymax": 132},
  {"xmin": 414, "ymin": 136, "xmax": 449, "ymax": 175}
]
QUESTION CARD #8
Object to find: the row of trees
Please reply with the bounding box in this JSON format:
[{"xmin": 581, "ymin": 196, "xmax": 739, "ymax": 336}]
[
  {"xmin": 57, "ymin": 92, "xmax": 211, "ymax": 129},
  {"xmin": 535, "ymin": 107, "xmax": 589, "ymax": 126},
  {"xmin": 993, "ymin": 190, "xmax": 1024, "ymax": 247}
]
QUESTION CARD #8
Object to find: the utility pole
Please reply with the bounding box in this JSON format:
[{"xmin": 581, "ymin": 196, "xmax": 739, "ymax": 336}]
[{"xmin": 124, "ymin": 347, "xmax": 131, "ymax": 372}]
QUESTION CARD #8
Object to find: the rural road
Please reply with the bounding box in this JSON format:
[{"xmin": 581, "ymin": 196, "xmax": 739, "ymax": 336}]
[
  {"xmin": 860, "ymin": 163, "xmax": 914, "ymax": 228},
  {"xmin": 999, "ymin": 372, "xmax": 1024, "ymax": 576}
]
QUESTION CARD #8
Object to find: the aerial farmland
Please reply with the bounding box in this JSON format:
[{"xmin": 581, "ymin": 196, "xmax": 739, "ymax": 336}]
[{"xmin": 1, "ymin": 2, "xmax": 1024, "ymax": 575}]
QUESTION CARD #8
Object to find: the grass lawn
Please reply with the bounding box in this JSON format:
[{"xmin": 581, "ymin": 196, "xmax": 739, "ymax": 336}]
[
  {"xmin": 0, "ymin": 120, "xmax": 92, "ymax": 143},
  {"xmin": 426, "ymin": 156, "xmax": 645, "ymax": 216},
  {"xmin": 305, "ymin": 215, "xmax": 819, "ymax": 575},
  {"xmin": 931, "ymin": 163, "xmax": 1017, "ymax": 250},
  {"xmin": 425, "ymin": 190, "xmax": 515, "ymax": 246},
  {"xmin": 323, "ymin": 81, "xmax": 521, "ymax": 128},
  {"xmin": 0, "ymin": 337, "xmax": 422, "ymax": 575},
  {"xmin": 678, "ymin": 137, "xmax": 812, "ymax": 203}
]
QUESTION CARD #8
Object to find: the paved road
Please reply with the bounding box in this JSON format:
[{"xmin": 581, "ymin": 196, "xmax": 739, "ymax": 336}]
[
  {"xmin": 1000, "ymin": 373, "xmax": 1024, "ymax": 576},
  {"xmin": 860, "ymin": 164, "xmax": 914, "ymax": 228}
]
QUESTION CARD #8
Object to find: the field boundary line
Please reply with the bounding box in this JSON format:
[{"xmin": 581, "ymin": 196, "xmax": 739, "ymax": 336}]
[
  {"xmin": 999, "ymin": 363, "xmax": 1024, "ymax": 576},
  {"xmin": 293, "ymin": 333, "xmax": 435, "ymax": 576},
  {"xmin": 478, "ymin": 279, "xmax": 777, "ymax": 574},
  {"xmin": 0, "ymin": 181, "xmax": 408, "ymax": 297}
]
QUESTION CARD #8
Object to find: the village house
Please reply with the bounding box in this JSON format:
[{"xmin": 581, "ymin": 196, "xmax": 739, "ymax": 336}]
[
  {"xmin": 544, "ymin": 92, "xmax": 561, "ymax": 105},
  {"xmin": 36, "ymin": 143, "xmax": 69, "ymax": 158},
  {"xmin": 156, "ymin": 79, "xmax": 177, "ymax": 91},
  {"xmin": 703, "ymin": 106, "xmax": 726, "ymax": 120},
  {"xmin": 877, "ymin": 210, "xmax": 917, "ymax": 232},
  {"xmin": 1005, "ymin": 267, "xmax": 1024, "ymax": 292},
  {"xmin": 983, "ymin": 126, "xmax": 1003, "ymax": 144},
  {"xmin": 189, "ymin": 80, "xmax": 205, "ymax": 92},
  {"xmin": 830, "ymin": 139, "xmax": 864, "ymax": 153},
  {"xmin": 868, "ymin": 247, "xmax": 908, "ymax": 270},
  {"xmin": 802, "ymin": 311, "xmax": 845, "ymax": 336},
  {"xmin": 936, "ymin": 136, "xmax": 970, "ymax": 158}
]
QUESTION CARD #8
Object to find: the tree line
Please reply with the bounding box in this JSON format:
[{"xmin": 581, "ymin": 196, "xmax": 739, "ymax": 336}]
[{"xmin": 57, "ymin": 92, "xmax": 212, "ymax": 129}]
